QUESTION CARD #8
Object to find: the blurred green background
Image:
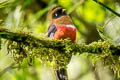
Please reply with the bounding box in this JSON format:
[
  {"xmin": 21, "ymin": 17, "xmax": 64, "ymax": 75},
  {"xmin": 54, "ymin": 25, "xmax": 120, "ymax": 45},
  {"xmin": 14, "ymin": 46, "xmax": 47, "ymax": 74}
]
[{"xmin": 0, "ymin": 0, "xmax": 120, "ymax": 80}]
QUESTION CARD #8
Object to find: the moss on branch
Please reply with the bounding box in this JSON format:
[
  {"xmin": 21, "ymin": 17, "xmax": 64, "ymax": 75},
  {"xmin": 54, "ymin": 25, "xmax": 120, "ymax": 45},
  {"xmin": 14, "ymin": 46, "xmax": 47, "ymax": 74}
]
[{"xmin": 0, "ymin": 29, "xmax": 120, "ymax": 76}]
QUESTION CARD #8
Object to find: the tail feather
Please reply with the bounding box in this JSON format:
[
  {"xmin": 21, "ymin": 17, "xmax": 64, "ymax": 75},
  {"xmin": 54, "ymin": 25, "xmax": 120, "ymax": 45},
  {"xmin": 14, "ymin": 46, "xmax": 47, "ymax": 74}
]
[{"xmin": 56, "ymin": 68, "xmax": 68, "ymax": 80}]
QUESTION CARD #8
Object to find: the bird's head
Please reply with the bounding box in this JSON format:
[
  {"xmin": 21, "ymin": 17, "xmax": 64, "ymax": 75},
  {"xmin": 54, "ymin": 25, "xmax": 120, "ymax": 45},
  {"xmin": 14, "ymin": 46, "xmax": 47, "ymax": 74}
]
[
  {"xmin": 52, "ymin": 7, "xmax": 67, "ymax": 19},
  {"xmin": 50, "ymin": 7, "xmax": 73, "ymax": 26}
]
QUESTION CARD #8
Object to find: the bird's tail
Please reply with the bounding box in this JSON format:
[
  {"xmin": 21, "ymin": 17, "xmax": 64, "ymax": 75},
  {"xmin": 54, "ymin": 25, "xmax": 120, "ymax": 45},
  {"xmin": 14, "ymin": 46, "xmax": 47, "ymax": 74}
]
[{"xmin": 56, "ymin": 68, "xmax": 68, "ymax": 80}]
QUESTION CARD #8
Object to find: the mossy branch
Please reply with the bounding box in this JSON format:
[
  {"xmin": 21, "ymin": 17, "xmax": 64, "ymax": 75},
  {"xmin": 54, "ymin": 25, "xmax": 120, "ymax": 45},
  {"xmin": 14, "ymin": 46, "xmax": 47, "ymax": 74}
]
[
  {"xmin": 0, "ymin": 29, "xmax": 120, "ymax": 75},
  {"xmin": 0, "ymin": 29, "xmax": 120, "ymax": 55}
]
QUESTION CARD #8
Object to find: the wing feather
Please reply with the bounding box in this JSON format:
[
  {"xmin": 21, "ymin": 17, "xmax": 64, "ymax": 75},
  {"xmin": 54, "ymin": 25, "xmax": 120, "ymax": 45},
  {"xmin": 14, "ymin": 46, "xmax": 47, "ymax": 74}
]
[{"xmin": 47, "ymin": 24, "xmax": 56, "ymax": 37}]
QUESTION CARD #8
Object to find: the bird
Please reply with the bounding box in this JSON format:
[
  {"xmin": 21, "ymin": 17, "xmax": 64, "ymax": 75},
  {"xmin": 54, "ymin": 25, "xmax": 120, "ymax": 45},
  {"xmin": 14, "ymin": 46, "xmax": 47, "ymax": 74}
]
[{"xmin": 47, "ymin": 7, "xmax": 76, "ymax": 80}]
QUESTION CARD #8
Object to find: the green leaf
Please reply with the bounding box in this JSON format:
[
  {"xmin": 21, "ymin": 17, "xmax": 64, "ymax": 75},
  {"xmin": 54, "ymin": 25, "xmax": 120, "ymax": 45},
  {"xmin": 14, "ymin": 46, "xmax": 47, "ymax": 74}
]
[
  {"xmin": 22, "ymin": 0, "xmax": 32, "ymax": 9},
  {"xmin": 97, "ymin": 16, "xmax": 120, "ymax": 46},
  {"xmin": 0, "ymin": 0, "xmax": 9, "ymax": 8}
]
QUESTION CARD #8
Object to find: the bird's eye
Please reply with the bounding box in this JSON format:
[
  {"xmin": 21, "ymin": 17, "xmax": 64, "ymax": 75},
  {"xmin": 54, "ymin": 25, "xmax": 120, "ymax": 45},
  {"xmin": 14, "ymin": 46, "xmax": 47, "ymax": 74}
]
[
  {"xmin": 55, "ymin": 13, "xmax": 58, "ymax": 17},
  {"xmin": 53, "ymin": 8, "xmax": 67, "ymax": 19}
]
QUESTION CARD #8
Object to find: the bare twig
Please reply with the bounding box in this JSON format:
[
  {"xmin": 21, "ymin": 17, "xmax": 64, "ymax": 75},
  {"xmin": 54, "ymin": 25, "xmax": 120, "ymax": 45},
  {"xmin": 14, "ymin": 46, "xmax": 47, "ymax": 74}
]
[{"xmin": 93, "ymin": 0, "xmax": 120, "ymax": 17}]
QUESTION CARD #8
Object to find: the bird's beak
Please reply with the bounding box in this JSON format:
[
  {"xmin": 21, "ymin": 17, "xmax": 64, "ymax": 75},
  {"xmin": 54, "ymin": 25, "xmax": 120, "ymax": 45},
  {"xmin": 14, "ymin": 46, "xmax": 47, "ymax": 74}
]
[{"xmin": 62, "ymin": 9, "xmax": 66, "ymax": 13}]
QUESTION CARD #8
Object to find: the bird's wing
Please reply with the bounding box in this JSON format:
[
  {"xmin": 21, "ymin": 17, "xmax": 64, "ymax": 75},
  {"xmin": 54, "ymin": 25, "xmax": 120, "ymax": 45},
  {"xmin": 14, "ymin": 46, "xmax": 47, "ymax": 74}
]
[{"xmin": 47, "ymin": 24, "xmax": 56, "ymax": 37}]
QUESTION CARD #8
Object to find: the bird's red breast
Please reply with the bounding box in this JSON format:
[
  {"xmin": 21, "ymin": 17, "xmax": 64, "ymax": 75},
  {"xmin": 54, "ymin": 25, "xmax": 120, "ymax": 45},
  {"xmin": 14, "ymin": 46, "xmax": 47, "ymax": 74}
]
[{"xmin": 53, "ymin": 25, "xmax": 76, "ymax": 42}]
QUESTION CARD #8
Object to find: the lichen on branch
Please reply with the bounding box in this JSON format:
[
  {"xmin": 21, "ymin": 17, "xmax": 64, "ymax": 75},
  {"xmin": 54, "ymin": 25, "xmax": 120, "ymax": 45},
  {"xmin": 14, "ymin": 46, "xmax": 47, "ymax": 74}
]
[{"xmin": 0, "ymin": 29, "xmax": 120, "ymax": 76}]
